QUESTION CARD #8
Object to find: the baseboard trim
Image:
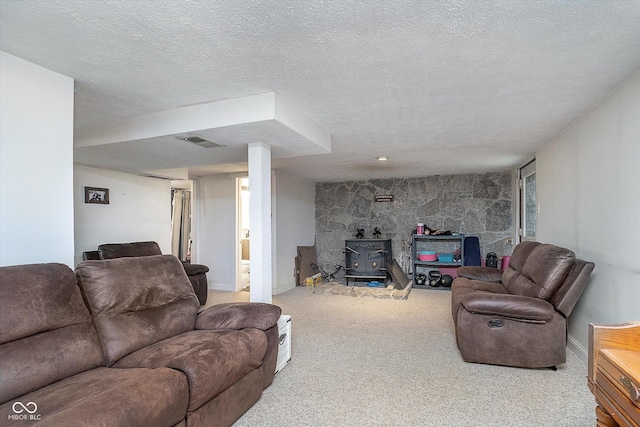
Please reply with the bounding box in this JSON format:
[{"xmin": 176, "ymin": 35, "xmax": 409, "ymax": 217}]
[
  {"xmin": 210, "ymin": 283, "xmax": 235, "ymax": 292},
  {"xmin": 273, "ymin": 282, "xmax": 295, "ymax": 295},
  {"xmin": 567, "ymin": 333, "xmax": 588, "ymax": 363},
  {"xmin": 209, "ymin": 282, "xmax": 298, "ymax": 294}
]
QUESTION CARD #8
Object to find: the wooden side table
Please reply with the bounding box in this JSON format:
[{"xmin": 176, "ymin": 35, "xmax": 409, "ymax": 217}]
[{"xmin": 588, "ymin": 322, "xmax": 640, "ymax": 427}]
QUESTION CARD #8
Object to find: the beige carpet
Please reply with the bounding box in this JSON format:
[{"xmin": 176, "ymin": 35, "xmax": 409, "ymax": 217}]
[{"xmin": 206, "ymin": 287, "xmax": 596, "ymax": 427}]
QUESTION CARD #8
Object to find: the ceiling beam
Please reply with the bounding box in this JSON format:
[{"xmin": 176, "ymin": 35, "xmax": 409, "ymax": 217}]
[{"xmin": 74, "ymin": 92, "xmax": 331, "ymax": 155}]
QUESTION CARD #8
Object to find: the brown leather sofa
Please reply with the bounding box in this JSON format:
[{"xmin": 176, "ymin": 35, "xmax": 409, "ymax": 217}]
[
  {"xmin": 0, "ymin": 255, "xmax": 281, "ymax": 426},
  {"xmin": 451, "ymin": 241, "xmax": 594, "ymax": 369},
  {"xmin": 83, "ymin": 241, "xmax": 209, "ymax": 305}
]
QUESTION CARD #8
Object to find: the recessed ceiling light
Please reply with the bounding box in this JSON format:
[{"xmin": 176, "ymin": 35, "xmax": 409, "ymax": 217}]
[{"xmin": 376, "ymin": 156, "xmax": 389, "ymax": 161}]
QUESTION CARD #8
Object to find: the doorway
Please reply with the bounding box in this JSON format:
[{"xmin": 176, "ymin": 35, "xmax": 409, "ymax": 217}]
[
  {"xmin": 237, "ymin": 177, "xmax": 250, "ymax": 291},
  {"xmin": 171, "ymin": 180, "xmax": 193, "ymax": 262},
  {"xmin": 518, "ymin": 159, "xmax": 536, "ymax": 242}
]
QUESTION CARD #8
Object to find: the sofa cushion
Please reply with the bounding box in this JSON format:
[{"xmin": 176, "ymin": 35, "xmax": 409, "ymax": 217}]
[
  {"xmin": 503, "ymin": 244, "xmax": 575, "ymax": 300},
  {"xmin": 522, "ymin": 244, "xmax": 575, "ymax": 300},
  {"xmin": 456, "ymin": 266, "xmax": 503, "ymax": 282},
  {"xmin": 98, "ymin": 241, "xmax": 162, "ymax": 259},
  {"xmin": 113, "ymin": 329, "xmax": 268, "ymax": 411},
  {"xmin": 506, "ymin": 241, "xmax": 540, "ymax": 272},
  {"xmin": 185, "ymin": 368, "xmax": 263, "ymax": 427},
  {"xmin": 76, "ymin": 255, "xmax": 200, "ymax": 366},
  {"xmin": 0, "ymin": 367, "xmax": 188, "ymax": 426},
  {"xmin": 0, "ymin": 263, "xmax": 104, "ymax": 404}
]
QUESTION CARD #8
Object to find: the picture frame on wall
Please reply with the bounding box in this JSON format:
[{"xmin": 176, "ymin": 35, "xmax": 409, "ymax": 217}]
[{"xmin": 84, "ymin": 187, "xmax": 109, "ymax": 204}]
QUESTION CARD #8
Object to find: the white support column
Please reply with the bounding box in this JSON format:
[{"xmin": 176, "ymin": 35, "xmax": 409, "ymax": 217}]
[{"xmin": 248, "ymin": 142, "xmax": 272, "ymax": 303}]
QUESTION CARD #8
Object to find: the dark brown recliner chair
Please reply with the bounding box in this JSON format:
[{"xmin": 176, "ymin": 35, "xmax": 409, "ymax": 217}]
[
  {"xmin": 451, "ymin": 241, "xmax": 595, "ymax": 369},
  {"xmin": 75, "ymin": 255, "xmax": 281, "ymax": 425},
  {"xmin": 0, "ymin": 262, "xmax": 189, "ymax": 425},
  {"xmin": 83, "ymin": 241, "xmax": 209, "ymax": 305}
]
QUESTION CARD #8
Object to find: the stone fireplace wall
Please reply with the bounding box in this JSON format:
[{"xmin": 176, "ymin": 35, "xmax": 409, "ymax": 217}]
[{"xmin": 315, "ymin": 172, "xmax": 514, "ymax": 273}]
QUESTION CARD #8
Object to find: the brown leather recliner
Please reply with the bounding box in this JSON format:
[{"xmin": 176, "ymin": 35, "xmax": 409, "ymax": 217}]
[
  {"xmin": 0, "ymin": 262, "xmax": 190, "ymax": 426},
  {"xmin": 1, "ymin": 256, "xmax": 281, "ymax": 426},
  {"xmin": 451, "ymin": 241, "xmax": 595, "ymax": 369},
  {"xmin": 83, "ymin": 241, "xmax": 209, "ymax": 305},
  {"xmin": 75, "ymin": 255, "xmax": 281, "ymax": 425}
]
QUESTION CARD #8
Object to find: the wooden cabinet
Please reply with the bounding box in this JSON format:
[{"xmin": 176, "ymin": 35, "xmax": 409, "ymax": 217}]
[{"xmin": 588, "ymin": 322, "xmax": 640, "ymax": 427}]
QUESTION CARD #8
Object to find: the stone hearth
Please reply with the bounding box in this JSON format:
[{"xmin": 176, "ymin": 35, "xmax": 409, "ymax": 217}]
[{"xmin": 312, "ymin": 280, "xmax": 411, "ymax": 300}]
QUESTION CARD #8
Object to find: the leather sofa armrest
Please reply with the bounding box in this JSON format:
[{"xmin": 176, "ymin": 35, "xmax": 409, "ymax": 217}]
[
  {"xmin": 195, "ymin": 302, "xmax": 281, "ymax": 331},
  {"xmin": 456, "ymin": 266, "xmax": 503, "ymax": 282},
  {"xmin": 182, "ymin": 262, "xmax": 209, "ymax": 276},
  {"xmin": 461, "ymin": 293, "xmax": 555, "ymax": 322}
]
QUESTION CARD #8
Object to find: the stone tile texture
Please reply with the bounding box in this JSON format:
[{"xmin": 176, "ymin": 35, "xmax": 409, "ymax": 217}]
[{"xmin": 315, "ymin": 172, "xmax": 514, "ymax": 273}]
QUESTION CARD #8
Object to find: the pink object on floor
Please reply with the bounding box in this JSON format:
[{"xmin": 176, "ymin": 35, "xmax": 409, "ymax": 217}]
[
  {"xmin": 501, "ymin": 255, "xmax": 511, "ymax": 270},
  {"xmin": 439, "ymin": 267, "xmax": 458, "ymax": 278}
]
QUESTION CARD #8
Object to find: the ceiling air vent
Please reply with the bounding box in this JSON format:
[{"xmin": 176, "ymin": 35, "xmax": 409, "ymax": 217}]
[{"xmin": 179, "ymin": 135, "xmax": 225, "ymax": 148}]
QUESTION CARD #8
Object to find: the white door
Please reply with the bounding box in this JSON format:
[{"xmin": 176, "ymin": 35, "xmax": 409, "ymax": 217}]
[{"xmin": 518, "ymin": 159, "xmax": 537, "ymax": 242}]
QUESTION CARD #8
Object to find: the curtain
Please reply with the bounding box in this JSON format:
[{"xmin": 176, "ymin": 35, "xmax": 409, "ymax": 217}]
[
  {"xmin": 180, "ymin": 191, "xmax": 191, "ymax": 260},
  {"xmin": 171, "ymin": 190, "xmax": 191, "ymax": 261}
]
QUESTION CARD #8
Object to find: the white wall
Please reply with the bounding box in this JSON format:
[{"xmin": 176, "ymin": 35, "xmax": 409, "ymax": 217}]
[
  {"xmin": 74, "ymin": 166, "xmax": 171, "ymax": 266},
  {"xmin": 197, "ymin": 174, "xmax": 237, "ymax": 291},
  {"xmin": 0, "ymin": 52, "xmax": 75, "ymax": 267},
  {"xmin": 273, "ymin": 170, "xmax": 316, "ymax": 294},
  {"xmin": 197, "ymin": 170, "xmax": 316, "ymax": 294},
  {"xmin": 537, "ymin": 71, "xmax": 640, "ymax": 359}
]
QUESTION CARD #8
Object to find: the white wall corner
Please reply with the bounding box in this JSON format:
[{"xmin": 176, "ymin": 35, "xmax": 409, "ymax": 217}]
[
  {"xmin": 273, "ymin": 92, "xmax": 332, "ymax": 153},
  {"xmin": 1, "ymin": 51, "xmax": 75, "ymax": 267},
  {"xmin": 567, "ymin": 334, "xmax": 588, "ymax": 364},
  {"xmin": 248, "ymin": 142, "xmax": 273, "ymax": 303},
  {"xmin": 209, "ymin": 282, "xmax": 235, "ymax": 292},
  {"xmin": 273, "ymin": 282, "xmax": 296, "ymax": 296}
]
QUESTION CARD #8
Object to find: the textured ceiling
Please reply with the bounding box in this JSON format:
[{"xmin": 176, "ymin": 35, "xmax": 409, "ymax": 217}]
[{"xmin": 1, "ymin": 1, "xmax": 639, "ymax": 182}]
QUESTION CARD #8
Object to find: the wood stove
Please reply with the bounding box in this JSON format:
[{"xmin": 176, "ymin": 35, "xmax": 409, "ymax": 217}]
[{"xmin": 344, "ymin": 239, "xmax": 392, "ymax": 285}]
